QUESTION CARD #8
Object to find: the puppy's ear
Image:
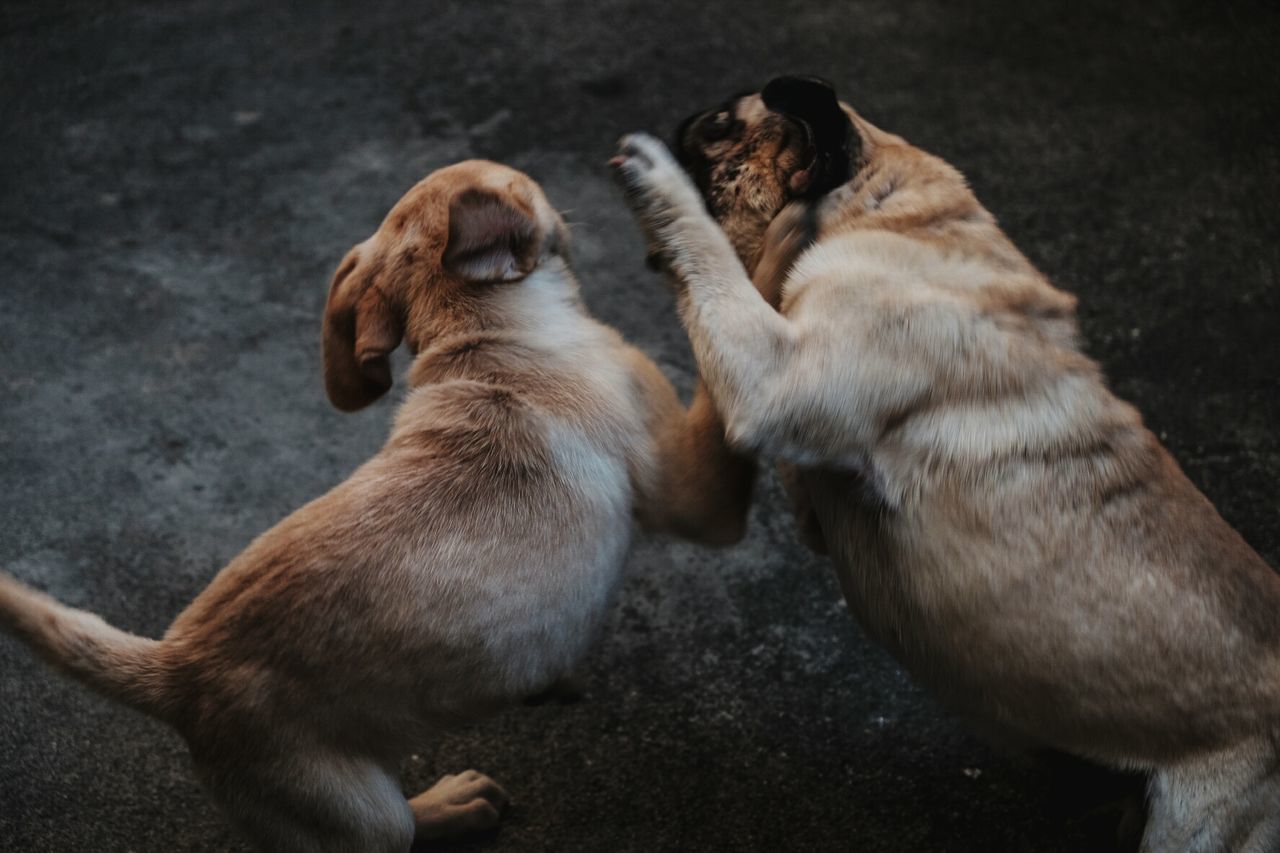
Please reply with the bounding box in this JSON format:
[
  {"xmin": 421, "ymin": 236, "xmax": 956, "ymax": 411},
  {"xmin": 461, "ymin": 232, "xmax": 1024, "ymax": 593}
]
[
  {"xmin": 321, "ymin": 246, "xmax": 404, "ymax": 412},
  {"xmin": 761, "ymin": 75, "xmax": 860, "ymax": 198},
  {"xmin": 443, "ymin": 188, "xmax": 540, "ymax": 283}
]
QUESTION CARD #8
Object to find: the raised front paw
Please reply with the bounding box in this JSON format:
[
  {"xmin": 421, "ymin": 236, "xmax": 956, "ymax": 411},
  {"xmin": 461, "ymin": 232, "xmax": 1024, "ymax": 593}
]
[{"xmin": 610, "ymin": 132, "xmax": 707, "ymax": 248}]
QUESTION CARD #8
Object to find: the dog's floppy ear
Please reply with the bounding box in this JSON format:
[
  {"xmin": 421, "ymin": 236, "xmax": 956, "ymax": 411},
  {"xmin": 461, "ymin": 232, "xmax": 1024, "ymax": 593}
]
[
  {"xmin": 321, "ymin": 245, "xmax": 404, "ymax": 412},
  {"xmin": 761, "ymin": 75, "xmax": 859, "ymax": 198},
  {"xmin": 443, "ymin": 188, "xmax": 540, "ymax": 283}
]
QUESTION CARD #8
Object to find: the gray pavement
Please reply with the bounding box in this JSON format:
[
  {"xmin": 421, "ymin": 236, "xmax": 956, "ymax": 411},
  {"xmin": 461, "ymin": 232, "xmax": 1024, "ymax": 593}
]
[{"xmin": 1, "ymin": 1, "xmax": 1277, "ymax": 850}]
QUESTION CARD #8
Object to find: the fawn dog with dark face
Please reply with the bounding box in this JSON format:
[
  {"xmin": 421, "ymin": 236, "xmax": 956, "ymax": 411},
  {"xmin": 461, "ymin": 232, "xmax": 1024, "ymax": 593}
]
[
  {"xmin": 611, "ymin": 76, "xmax": 1280, "ymax": 851},
  {"xmin": 0, "ymin": 160, "xmax": 752, "ymax": 852}
]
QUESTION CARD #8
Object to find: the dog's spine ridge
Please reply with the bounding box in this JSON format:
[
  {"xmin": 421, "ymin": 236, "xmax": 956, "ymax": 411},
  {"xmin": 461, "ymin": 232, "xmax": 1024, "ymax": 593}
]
[{"xmin": 0, "ymin": 570, "xmax": 172, "ymax": 719}]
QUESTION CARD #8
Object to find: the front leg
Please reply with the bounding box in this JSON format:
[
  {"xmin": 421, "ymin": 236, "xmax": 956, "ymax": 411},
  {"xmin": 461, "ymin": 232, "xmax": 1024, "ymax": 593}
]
[
  {"xmin": 612, "ymin": 134, "xmax": 801, "ymax": 456},
  {"xmin": 625, "ymin": 348, "xmax": 755, "ymax": 547}
]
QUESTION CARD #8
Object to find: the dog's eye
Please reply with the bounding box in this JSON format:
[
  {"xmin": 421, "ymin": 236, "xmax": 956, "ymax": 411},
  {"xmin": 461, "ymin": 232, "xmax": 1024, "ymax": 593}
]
[{"xmin": 702, "ymin": 110, "xmax": 733, "ymax": 142}]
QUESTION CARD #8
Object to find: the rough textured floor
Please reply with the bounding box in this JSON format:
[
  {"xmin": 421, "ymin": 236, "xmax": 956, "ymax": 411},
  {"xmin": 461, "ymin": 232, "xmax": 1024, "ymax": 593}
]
[{"xmin": 1, "ymin": 1, "xmax": 1277, "ymax": 851}]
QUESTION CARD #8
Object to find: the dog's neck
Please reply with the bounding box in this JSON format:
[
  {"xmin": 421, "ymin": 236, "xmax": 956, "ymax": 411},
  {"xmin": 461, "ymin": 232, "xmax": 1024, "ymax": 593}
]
[
  {"xmin": 404, "ymin": 260, "xmax": 605, "ymax": 391},
  {"xmin": 485, "ymin": 258, "xmax": 595, "ymax": 349}
]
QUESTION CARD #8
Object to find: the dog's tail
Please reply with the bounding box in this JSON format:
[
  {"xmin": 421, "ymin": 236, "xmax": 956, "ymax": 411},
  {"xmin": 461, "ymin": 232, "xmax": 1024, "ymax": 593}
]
[{"xmin": 0, "ymin": 570, "xmax": 174, "ymax": 720}]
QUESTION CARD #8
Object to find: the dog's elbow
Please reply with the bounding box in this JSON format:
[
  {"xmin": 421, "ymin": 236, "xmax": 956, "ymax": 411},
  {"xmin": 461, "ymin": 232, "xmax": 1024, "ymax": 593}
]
[{"xmin": 726, "ymin": 396, "xmax": 867, "ymax": 469}]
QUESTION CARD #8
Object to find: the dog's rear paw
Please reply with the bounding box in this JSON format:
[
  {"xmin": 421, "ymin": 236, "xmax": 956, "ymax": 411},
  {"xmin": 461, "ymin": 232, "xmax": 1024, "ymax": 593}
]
[{"xmin": 410, "ymin": 769, "xmax": 509, "ymax": 840}]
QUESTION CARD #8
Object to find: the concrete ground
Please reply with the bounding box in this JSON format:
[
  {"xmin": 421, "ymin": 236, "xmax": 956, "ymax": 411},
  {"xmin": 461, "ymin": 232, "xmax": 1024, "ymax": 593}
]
[{"xmin": 1, "ymin": 1, "xmax": 1277, "ymax": 850}]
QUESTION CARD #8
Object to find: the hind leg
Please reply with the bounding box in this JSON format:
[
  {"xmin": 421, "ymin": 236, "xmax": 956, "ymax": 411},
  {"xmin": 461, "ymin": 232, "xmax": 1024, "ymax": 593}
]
[
  {"xmin": 410, "ymin": 769, "xmax": 509, "ymax": 840},
  {"xmin": 1143, "ymin": 740, "xmax": 1280, "ymax": 853},
  {"xmin": 199, "ymin": 752, "xmax": 415, "ymax": 853}
]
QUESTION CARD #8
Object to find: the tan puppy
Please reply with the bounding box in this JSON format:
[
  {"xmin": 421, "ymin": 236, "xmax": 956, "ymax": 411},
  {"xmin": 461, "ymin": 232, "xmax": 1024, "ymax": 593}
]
[
  {"xmin": 611, "ymin": 77, "xmax": 1280, "ymax": 851},
  {"xmin": 0, "ymin": 160, "xmax": 751, "ymax": 853}
]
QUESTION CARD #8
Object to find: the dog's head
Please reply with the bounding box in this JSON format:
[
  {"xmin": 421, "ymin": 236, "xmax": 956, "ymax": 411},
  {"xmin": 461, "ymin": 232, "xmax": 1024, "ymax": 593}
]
[
  {"xmin": 674, "ymin": 75, "xmax": 861, "ymax": 263},
  {"xmin": 321, "ymin": 161, "xmax": 571, "ymax": 411}
]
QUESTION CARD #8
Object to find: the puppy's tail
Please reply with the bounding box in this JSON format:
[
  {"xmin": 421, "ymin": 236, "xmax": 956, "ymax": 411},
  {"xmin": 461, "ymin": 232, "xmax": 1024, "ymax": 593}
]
[{"xmin": 0, "ymin": 570, "xmax": 174, "ymax": 720}]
